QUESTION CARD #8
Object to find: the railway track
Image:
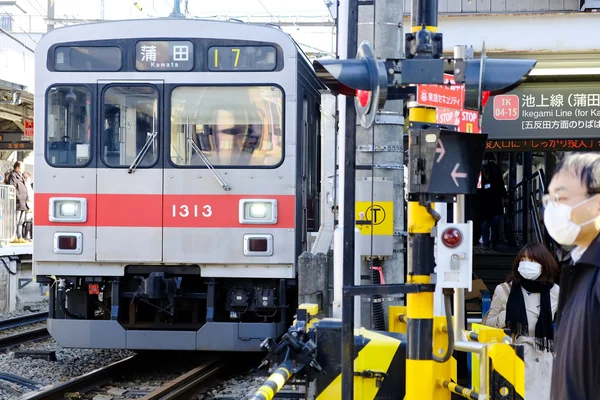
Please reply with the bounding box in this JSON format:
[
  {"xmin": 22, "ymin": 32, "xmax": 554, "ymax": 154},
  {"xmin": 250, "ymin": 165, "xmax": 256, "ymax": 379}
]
[
  {"xmin": 0, "ymin": 312, "xmax": 48, "ymax": 331},
  {"xmin": 22, "ymin": 352, "xmax": 236, "ymax": 400},
  {"xmin": 0, "ymin": 312, "xmax": 50, "ymax": 350}
]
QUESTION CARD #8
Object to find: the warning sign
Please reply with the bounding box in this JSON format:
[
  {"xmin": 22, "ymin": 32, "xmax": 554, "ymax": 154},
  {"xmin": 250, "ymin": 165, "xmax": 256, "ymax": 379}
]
[
  {"xmin": 355, "ymin": 201, "xmax": 393, "ymax": 236},
  {"xmin": 24, "ymin": 120, "xmax": 33, "ymax": 137}
]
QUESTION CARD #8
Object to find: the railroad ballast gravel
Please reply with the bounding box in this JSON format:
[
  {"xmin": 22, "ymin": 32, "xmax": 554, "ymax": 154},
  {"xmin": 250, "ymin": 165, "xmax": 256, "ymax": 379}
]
[
  {"xmin": 0, "ymin": 338, "xmax": 134, "ymax": 399},
  {"xmin": 0, "ymin": 300, "xmax": 49, "ymax": 321}
]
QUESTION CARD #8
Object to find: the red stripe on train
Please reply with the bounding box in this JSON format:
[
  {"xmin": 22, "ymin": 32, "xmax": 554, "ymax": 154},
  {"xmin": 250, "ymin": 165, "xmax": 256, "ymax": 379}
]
[{"xmin": 34, "ymin": 193, "xmax": 296, "ymax": 228}]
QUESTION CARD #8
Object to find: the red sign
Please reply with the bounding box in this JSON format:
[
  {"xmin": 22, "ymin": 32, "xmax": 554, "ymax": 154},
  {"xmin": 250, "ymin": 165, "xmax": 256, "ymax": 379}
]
[
  {"xmin": 492, "ymin": 94, "xmax": 519, "ymax": 121},
  {"xmin": 458, "ymin": 109, "xmax": 480, "ymax": 133},
  {"xmin": 437, "ymin": 107, "xmax": 481, "ymax": 133},
  {"xmin": 417, "ymin": 74, "xmax": 464, "ymax": 110},
  {"xmin": 24, "ymin": 120, "xmax": 33, "ymax": 137},
  {"xmin": 436, "ymin": 107, "xmax": 460, "ymax": 126}
]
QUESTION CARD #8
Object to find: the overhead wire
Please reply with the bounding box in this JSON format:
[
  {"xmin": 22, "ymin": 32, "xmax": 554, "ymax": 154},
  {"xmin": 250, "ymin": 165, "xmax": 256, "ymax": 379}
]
[
  {"xmin": 0, "ymin": 4, "xmax": 38, "ymax": 44},
  {"xmin": 24, "ymin": 0, "xmax": 45, "ymax": 17}
]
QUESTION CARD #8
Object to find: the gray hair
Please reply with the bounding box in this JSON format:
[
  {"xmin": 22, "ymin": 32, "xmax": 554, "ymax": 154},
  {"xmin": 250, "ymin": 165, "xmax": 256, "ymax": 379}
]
[{"xmin": 553, "ymin": 152, "xmax": 600, "ymax": 195}]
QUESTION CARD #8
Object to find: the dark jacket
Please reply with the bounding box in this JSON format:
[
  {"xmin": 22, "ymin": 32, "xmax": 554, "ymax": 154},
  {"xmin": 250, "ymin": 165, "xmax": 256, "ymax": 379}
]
[
  {"xmin": 550, "ymin": 233, "xmax": 600, "ymax": 400},
  {"xmin": 8, "ymin": 170, "xmax": 28, "ymax": 211},
  {"xmin": 477, "ymin": 161, "xmax": 506, "ymax": 219}
]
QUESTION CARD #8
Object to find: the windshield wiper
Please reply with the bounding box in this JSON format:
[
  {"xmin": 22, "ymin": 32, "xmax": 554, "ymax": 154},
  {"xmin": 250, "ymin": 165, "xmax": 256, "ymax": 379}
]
[
  {"xmin": 187, "ymin": 138, "xmax": 231, "ymax": 191},
  {"xmin": 128, "ymin": 131, "xmax": 157, "ymax": 174}
]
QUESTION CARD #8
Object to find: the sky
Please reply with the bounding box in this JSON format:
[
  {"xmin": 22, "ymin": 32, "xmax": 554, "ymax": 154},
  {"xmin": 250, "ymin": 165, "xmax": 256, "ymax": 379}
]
[
  {"xmin": 1, "ymin": 0, "xmax": 337, "ymax": 55},
  {"xmin": 3, "ymin": 0, "xmax": 333, "ymax": 20}
]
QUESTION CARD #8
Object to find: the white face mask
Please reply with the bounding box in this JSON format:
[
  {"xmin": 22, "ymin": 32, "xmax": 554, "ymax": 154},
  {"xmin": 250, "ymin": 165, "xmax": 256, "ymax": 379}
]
[
  {"xmin": 543, "ymin": 195, "xmax": 599, "ymax": 245},
  {"xmin": 518, "ymin": 260, "xmax": 542, "ymax": 281}
]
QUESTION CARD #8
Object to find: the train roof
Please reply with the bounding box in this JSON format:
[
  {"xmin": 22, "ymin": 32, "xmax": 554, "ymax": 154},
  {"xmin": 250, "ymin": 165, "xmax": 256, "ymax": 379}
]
[{"xmin": 37, "ymin": 18, "xmax": 307, "ymax": 59}]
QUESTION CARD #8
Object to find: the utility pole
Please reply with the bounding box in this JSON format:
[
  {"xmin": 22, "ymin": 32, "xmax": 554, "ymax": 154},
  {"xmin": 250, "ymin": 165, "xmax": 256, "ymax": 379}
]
[
  {"xmin": 340, "ymin": 0, "xmax": 358, "ymax": 397},
  {"xmin": 100, "ymin": 0, "xmax": 105, "ymax": 20},
  {"xmin": 47, "ymin": 0, "xmax": 54, "ymax": 31},
  {"xmin": 356, "ymin": 0, "xmax": 404, "ymax": 328},
  {"xmin": 169, "ymin": 0, "xmax": 184, "ymax": 18}
]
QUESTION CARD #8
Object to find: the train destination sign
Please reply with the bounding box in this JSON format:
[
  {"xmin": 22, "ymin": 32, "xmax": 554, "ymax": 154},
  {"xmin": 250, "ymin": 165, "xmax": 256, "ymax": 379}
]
[
  {"xmin": 207, "ymin": 46, "xmax": 277, "ymax": 71},
  {"xmin": 136, "ymin": 40, "xmax": 194, "ymax": 71},
  {"xmin": 482, "ymin": 82, "xmax": 600, "ymax": 140}
]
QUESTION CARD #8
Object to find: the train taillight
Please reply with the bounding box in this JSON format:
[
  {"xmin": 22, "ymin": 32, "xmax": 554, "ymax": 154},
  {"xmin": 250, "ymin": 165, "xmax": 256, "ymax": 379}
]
[
  {"xmin": 53, "ymin": 232, "xmax": 82, "ymax": 254},
  {"xmin": 243, "ymin": 234, "xmax": 273, "ymax": 256}
]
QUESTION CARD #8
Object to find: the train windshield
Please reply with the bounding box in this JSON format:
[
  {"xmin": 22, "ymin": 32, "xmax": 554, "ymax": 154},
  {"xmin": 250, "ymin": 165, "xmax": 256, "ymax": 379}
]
[
  {"xmin": 46, "ymin": 86, "xmax": 92, "ymax": 166},
  {"xmin": 170, "ymin": 86, "xmax": 283, "ymax": 167},
  {"xmin": 102, "ymin": 86, "xmax": 158, "ymax": 168}
]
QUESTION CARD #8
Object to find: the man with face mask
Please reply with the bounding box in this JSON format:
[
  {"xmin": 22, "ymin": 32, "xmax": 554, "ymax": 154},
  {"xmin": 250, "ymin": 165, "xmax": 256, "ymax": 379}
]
[{"xmin": 544, "ymin": 153, "xmax": 600, "ymax": 400}]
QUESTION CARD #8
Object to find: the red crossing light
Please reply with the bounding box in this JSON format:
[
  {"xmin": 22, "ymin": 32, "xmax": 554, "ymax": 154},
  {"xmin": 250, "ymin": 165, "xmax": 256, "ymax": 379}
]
[
  {"xmin": 441, "ymin": 228, "xmax": 462, "ymax": 248},
  {"xmin": 356, "ymin": 89, "xmax": 370, "ymax": 107},
  {"xmin": 481, "ymin": 90, "xmax": 491, "ymax": 108}
]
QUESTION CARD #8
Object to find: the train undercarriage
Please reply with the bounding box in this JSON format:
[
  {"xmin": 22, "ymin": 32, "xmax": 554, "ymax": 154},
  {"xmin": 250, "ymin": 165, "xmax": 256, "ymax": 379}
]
[{"xmin": 41, "ymin": 266, "xmax": 294, "ymax": 351}]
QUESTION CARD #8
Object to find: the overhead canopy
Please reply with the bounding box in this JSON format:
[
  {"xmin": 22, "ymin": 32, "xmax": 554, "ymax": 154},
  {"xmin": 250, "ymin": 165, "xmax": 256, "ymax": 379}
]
[{"xmin": 0, "ymin": 78, "xmax": 34, "ymax": 156}]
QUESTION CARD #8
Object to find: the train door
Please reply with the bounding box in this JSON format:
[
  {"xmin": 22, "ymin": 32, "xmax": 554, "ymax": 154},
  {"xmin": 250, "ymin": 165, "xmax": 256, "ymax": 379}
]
[{"xmin": 95, "ymin": 81, "xmax": 164, "ymax": 262}]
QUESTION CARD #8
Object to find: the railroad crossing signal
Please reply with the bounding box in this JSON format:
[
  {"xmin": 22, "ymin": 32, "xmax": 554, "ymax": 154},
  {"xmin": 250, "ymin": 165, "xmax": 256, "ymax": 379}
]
[
  {"xmin": 313, "ymin": 41, "xmax": 388, "ymax": 129},
  {"xmin": 310, "ymin": 13, "xmax": 538, "ymax": 400},
  {"xmin": 457, "ymin": 42, "xmax": 537, "ymax": 113},
  {"xmin": 313, "ymin": 41, "xmax": 536, "ymax": 124}
]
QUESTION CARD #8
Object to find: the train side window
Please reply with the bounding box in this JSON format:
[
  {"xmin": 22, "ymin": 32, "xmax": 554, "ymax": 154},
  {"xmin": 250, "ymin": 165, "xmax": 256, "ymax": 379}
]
[
  {"xmin": 46, "ymin": 86, "xmax": 92, "ymax": 166},
  {"xmin": 170, "ymin": 86, "xmax": 283, "ymax": 167},
  {"xmin": 101, "ymin": 86, "xmax": 158, "ymax": 168}
]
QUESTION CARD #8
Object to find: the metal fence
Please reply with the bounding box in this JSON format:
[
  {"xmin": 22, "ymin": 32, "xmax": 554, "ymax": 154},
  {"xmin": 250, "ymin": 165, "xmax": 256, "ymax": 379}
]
[{"xmin": 0, "ymin": 184, "xmax": 16, "ymax": 244}]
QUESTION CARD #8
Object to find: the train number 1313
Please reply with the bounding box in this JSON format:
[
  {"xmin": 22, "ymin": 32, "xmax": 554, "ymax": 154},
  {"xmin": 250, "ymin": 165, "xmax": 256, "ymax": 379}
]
[{"xmin": 171, "ymin": 204, "xmax": 212, "ymax": 218}]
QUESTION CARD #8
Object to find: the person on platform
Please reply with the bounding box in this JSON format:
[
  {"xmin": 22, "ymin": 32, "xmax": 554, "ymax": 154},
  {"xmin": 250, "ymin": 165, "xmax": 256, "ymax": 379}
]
[
  {"xmin": 8, "ymin": 161, "xmax": 29, "ymax": 243},
  {"xmin": 478, "ymin": 153, "xmax": 507, "ymax": 250},
  {"xmin": 544, "ymin": 152, "xmax": 600, "ymax": 399},
  {"xmin": 22, "ymin": 171, "xmax": 33, "ymax": 241},
  {"xmin": 483, "ymin": 242, "xmax": 559, "ymax": 400}
]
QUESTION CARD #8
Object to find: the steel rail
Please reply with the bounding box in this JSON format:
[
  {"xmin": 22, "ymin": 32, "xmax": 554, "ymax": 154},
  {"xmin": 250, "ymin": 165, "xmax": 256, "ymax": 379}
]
[
  {"xmin": 0, "ymin": 327, "xmax": 50, "ymax": 350},
  {"xmin": 0, "ymin": 312, "xmax": 48, "ymax": 331},
  {"xmin": 21, "ymin": 355, "xmax": 139, "ymax": 400},
  {"xmin": 141, "ymin": 357, "xmax": 231, "ymax": 400}
]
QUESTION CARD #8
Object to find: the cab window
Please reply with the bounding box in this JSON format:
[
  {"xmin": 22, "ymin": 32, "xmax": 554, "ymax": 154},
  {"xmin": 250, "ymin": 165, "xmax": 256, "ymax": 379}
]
[
  {"xmin": 170, "ymin": 86, "xmax": 283, "ymax": 167},
  {"xmin": 101, "ymin": 85, "xmax": 158, "ymax": 167},
  {"xmin": 46, "ymin": 86, "xmax": 92, "ymax": 166}
]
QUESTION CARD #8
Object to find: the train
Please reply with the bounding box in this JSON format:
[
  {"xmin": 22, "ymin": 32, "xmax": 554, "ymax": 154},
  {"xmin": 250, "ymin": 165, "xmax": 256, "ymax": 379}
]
[{"xmin": 33, "ymin": 17, "xmax": 327, "ymax": 351}]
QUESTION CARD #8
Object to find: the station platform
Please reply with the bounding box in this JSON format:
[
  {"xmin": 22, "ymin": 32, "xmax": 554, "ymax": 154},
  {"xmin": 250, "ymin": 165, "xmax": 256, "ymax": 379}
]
[
  {"xmin": 0, "ymin": 242, "xmax": 32, "ymax": 256},
  {"xmin": 0, "ymin": 240, "xmax": 47, "ymax": 313}
]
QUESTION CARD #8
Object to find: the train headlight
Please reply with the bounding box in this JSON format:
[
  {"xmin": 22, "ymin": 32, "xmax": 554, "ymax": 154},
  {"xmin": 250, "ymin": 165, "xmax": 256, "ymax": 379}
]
[
  {"xmin": 239, "ymin": 199, "xmax": 277, "ymax": 224},
  {"xmin": 49, "ymin": 197, "xmax": 87, "ymax": 223},
  {"xmin": 60, "ymin": 203, "xmax": 77, "ymax": 217},
  {"xmin": 249, "ymin": 203, "xmax": 267, "ymax": 218}
]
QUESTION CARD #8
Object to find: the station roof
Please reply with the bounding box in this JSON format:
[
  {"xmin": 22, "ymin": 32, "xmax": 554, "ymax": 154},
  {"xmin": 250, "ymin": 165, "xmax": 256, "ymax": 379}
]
[{"xmin": 0, "ymin": 78, "xmax": 34, "ymax": 154}]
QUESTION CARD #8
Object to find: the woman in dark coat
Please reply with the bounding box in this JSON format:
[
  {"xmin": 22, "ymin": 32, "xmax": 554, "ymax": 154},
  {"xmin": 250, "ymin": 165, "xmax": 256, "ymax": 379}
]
[{"xmin": 8, "ymin": 161, "xmax": 29, "ymax": 242}]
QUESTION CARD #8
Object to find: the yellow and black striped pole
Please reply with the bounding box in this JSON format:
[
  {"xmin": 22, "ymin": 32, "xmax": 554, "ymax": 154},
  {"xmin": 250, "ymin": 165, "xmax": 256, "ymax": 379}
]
[
  {"xmin": 249, "ymin": 363, "xmax": 293, "ymax": 400},
  {"xmin": 440, "ymin": 379, "xmax": 479, "ymax": 400},
  {"xmin": 405, "ymin": 106, "xmax": 438, "ymax": 400},
  {"xmin": 405, "ymin": 1, "xmax": 440, "ymax": 399}
]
